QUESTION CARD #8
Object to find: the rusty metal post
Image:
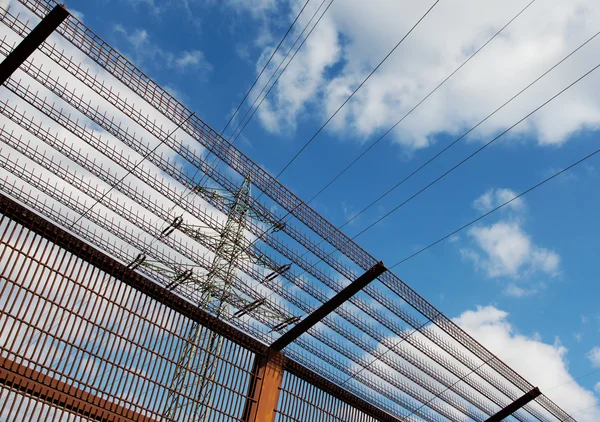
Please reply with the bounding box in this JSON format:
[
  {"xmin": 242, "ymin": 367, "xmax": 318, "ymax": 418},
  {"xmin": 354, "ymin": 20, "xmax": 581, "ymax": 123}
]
[{"xmin": 242, "ymin": 351, "xmax": 285, "ymax": 422}]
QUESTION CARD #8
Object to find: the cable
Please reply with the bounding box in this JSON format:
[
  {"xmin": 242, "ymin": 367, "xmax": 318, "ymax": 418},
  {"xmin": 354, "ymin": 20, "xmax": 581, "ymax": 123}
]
[
  {"xmin": 299, "ymin": 0, "xmax": 538, "ymax": 211},
  {"xmin": 228, "ymin": 0, "xmax": 332, "ymax": 144},
  {"xmin": 353, "ymin": 59, "xmax": 600, "ymax": 243},
  {"xmin": 390, "ymin": 146, "xmax": 600, "ymax": 269},
  {"xmin": 271, "ymin": 0, "xmax": 442, "ymax": 182},
  {"xmin": 231, "ymin": 0, "xmax": 443, "ymax": 258},
  {"xmin": 345, "ymin": 28, "xmax": 600, "ymax": 236},
  {"xmin": 238, "ymin": 0, "xmax": 541, "ymax": 258},
  {"xmin": 221, "ymin": 0, "xmax": 311, "ymax": 138}
]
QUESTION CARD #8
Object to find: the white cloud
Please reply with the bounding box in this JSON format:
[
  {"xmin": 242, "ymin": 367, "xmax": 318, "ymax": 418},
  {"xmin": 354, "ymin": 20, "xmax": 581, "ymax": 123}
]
[
  {"xmin": 249, "ymin": 0, "xmax": 600, "ymax": 150},
  {"xmin": 68, "ymin": 8, "xmax": 84, "ymax": 21},
  {"xmin": 223, "ymin": 0, "xmax": 276, "ymax": 17},
  {"xmin": 588, "ymin": 347, "xmax": 600, "ymax": 368},
  {"xmin": 254, "ymin": 0, "xmax": 341, "ymax": 133},
  {"xmin": 504, "ymin": 282, "xmax": 538, "ymax": 298},
  {"xmin": 113, "ymin": 24, "xmax": 212, "ymax": 77},
  {"xmin": 173, "ymin": 50, "xmax": 209, "ymax": 71},
  {"xmin": 473, "ymin": 188, "xmax": 524, "ymax": 213},
  {"xmin": 462, "ymin": 221, "xmax": 560, "ymax": 279},
  {"xmin": 460, "ymin": 187, "xmax": 560, "ymax": 293},
  {"xmin": 455, "ymin": 306, "xmax": 600, "ymax": 421}
]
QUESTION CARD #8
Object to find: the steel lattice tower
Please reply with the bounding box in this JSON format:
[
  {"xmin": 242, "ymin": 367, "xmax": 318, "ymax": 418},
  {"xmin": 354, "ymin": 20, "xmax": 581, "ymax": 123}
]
[{"xmin": 164, "ymin": 177, "xmax": 256, "ymax": 421}]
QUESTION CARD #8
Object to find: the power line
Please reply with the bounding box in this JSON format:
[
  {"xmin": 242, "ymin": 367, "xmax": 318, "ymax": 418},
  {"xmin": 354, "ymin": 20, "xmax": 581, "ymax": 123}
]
[
  {"xmin": 216, "ymin": 0, "xmax": 441, "ymax": 259},
  {"xmin": 299, "ymin": 0, "xmax": 538, "ymax": 210},
  {"xmin": 235, "ymin": 0, "xmax": 539, "ymax": 258},
  {"xmin": 272, "ymin": 0, "xmax": 441, "ymax": 182},
  {"xmin": 345, "ymin": 28, "xmax": 600, "ymax": 236},
  {"xmin": 246, "ymin": 0, "xmax": 440, "ymax": 233},
  {"xmin": 233, "ymin": 0, "xmax": 538, "ymax": 254},
  {"xmin": 228, "ymin": 0, "xmax": 332, "ymax": 145},
  {"xmin": 351, "ymin": 59, "xmax": 600, "ymax": 242},
  {"xmin": 259, "ymin": 28, "xmax": 600, "ymax": 282},
  {"xmin": 221, "ymin": 0, "xmax": 311, "ymax": 138},
  {"xmin": 390, "ymin": 146, "xmax": 600, "ymax": 269}
]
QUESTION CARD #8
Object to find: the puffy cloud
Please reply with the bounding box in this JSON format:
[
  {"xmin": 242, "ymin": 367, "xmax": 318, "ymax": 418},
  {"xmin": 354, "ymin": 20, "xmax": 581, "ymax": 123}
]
[
  {"xmin": 113, "ymin": 24, "xmax": 213, "ymax": 76},
  {"xmin": 461, "ymin": 221, "xmax": 560, "ymax": 279},
  {"xmin": 455, "ymin": 306, "xmax": 600, "ymax": 421},
  {"xmin": 460, "ymin": 187, "xmax": 560, "ymax": 293},
  {"xmin": 588, "ymin": 347, "xmax": 600, "ymax": 368},
  {"xmin": 504, "ymin": 282, "xmax": 539, "ymax": 298},
  {"xmin": 223, "ymin": 0, "xmax": 277, "ymax": 17},
  {"xmin": 473, "ymin": 188, "xmax": 524, "ymax": 213},
  {"xmin": 250, "ymin": 0, "xmax": 600, "ymax": 150}
]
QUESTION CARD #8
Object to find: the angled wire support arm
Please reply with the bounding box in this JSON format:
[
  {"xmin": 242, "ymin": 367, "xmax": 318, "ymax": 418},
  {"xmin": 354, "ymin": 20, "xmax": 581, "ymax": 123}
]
[
  {"xmin": 270, "ymin": 262, "xmax": 387, "ymax": 352},
  {"xmin": 0, "ymin": 4, "xmax": 68, "ymax": 85},
  {"xmin": 485, "ymin": 388, "xmax": 542, "ymax": 422}
]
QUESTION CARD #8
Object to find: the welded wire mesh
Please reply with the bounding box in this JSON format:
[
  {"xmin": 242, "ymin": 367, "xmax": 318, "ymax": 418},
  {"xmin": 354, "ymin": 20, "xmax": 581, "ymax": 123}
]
[{"xmin": 0, "ymin": 212, "xmax": 257, "ymax": 421}]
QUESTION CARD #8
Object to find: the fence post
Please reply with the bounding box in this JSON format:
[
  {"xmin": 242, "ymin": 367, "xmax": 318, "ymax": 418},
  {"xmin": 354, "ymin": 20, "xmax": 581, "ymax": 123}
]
[{"xmin": 242, "ymin": 351, "xmax": 285, "ymax": 422}]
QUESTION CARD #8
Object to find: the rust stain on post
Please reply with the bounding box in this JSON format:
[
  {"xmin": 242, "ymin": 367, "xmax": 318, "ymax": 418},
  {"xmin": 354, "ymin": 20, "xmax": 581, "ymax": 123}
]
[{"xmin": 242, "ymin": 351, "xmax": 285, "ymax": 422}]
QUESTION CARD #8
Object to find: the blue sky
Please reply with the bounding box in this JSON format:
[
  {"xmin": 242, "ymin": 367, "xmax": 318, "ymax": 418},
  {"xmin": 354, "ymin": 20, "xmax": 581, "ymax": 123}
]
[{"xmin": 24, "ymin": 0, "xmax": 600, "ymax": 417}]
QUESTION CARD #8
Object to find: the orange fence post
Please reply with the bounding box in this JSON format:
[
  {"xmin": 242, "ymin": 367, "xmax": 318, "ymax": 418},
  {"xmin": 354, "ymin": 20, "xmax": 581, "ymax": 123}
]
[{"xmin": 242, "ymin": 351, "xmax": 285, "ymax": 422}]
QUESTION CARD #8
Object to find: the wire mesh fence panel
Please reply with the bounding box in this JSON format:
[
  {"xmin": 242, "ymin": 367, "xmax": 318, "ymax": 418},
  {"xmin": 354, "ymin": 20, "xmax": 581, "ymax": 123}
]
[
  {"xmin": 275, "ymin": 371, "xmax": 381, "ymax": 422},
  {"xmin": 0, "ymin": 211, "xmax": 257, "ymax": 422}
]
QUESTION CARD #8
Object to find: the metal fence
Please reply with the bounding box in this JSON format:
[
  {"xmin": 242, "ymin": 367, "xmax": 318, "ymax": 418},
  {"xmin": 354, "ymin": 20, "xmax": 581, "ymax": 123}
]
[
  {"xmin": 0, "ymin": 195, "xmax": 401, "ymax": 422},
  {"xmin": 0, "ymin": 201, "xmax": 256, "ymax": 421}
]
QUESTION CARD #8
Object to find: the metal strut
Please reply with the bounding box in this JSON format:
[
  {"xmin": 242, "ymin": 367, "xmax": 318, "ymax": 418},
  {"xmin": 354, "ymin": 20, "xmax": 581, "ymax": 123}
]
[
  {"xmin": 270, "ymin": 262, "xmax": 387, "ymax": 352},
  {"xmin": 0, "ymin": 4, "xmax": 68, "ymax": 86},
  {"xmin": 485, "ymin": 388, "xmax": 542, "ymax": 422}
]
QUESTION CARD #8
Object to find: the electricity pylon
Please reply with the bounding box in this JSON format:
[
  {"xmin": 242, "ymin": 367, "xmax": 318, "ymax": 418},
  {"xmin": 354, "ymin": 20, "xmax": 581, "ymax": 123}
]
[{"xmin": 159, "ymin": 177, "xmax": 296, "ymax": 421}]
